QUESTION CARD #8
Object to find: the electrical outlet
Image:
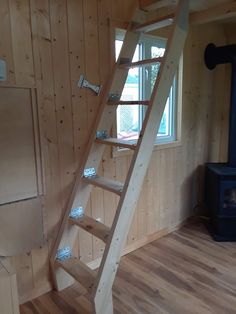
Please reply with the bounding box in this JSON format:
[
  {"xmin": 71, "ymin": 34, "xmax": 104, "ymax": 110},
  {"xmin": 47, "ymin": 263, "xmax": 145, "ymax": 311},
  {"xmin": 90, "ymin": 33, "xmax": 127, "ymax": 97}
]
[{"xmin": 0, "ymin": 60, "xmax": 7, "ymax": 81}]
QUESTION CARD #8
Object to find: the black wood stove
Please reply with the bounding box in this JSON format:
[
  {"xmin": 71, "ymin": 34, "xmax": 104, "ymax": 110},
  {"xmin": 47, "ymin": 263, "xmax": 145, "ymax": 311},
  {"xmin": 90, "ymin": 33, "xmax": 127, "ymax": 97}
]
[{"xmin": 205, "ymin": 43, "xmax": 236, "ymax": 241}]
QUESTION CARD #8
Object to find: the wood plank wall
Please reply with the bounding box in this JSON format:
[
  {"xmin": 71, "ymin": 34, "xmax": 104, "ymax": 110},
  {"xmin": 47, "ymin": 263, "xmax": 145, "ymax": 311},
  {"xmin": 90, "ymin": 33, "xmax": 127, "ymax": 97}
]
[{"xmin": 0, "ymin": 0, "xmax": 233, "ymax": 303}]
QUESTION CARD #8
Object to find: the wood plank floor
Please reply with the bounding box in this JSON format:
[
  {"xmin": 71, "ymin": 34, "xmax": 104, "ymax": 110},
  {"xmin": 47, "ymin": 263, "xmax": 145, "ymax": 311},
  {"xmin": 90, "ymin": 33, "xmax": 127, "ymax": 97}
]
[{"xmin": 20, "ymin": 220, "xmax": 236, "ymax": 314}]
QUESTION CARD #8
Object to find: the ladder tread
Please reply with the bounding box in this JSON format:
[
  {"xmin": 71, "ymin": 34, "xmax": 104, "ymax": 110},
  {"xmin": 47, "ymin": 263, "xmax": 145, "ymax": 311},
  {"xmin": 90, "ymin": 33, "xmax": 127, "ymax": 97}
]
[
  {"xmin": 133, "ymin": 13, "xmax": 174, "ymax": 32},
  {"xmin": 56, "ymin": 257, "xmax": 96, "ymax": 292},
  {"xmin": 95, "ymin": 137, "xmax": 137, "ymax": 150},
  {"xmin": 68, "ymin": 215, "xmax": 110, "ymax": 243},
  {"xmin": 83, "ymin": 176, "xmax": 124, "ymax": 195},
  {"xmin": 108, "ymin": 100, "xmax": 150, "ymax": 106},
  {"xmin": 140, "ymin": 0, "xmax": 177, "ymax": 11},
  {"xmin": 119, "ymin": 57, "xmax": 162, "ymax": 69}
]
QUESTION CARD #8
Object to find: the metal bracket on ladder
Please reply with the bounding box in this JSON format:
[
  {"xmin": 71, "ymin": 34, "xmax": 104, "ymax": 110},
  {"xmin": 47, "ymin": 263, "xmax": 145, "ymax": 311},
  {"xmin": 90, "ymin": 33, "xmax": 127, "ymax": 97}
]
[
  {"xmin": 108, "ymin": 93, "xmax": 121, "ymax": 102},
  {"xmin": 78, "ymin": 75, "xmax": 102, "ymax": 95},
  {"xmin": 83, "ymin": 167, "xmax": 97, "ymax": 178},
  {"xmin": 96, "ymin": 130, "xmax": 108, "ymax": 139},
  {"xmin": 69, "ymin": 207, "xmax": 84, "ymax": 219},
  {"xmin": 56, "ymin": 246, "xmax": 72, "ymax": 262},
  {"xmin": 119, "ymin": 57, "xmax": 131, "ymax": 65}
]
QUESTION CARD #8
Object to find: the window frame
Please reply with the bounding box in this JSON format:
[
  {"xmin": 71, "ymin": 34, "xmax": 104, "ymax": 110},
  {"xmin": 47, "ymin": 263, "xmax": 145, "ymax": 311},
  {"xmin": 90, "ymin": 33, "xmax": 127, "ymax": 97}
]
[{"xmin": 113, "ymin": 29, "xmax": 183, "ymax": 157}]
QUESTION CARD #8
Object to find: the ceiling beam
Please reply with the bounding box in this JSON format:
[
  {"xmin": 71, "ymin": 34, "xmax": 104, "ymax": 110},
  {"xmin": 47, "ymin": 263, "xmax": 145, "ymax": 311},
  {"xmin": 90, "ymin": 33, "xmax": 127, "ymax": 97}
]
[
  {"xmin": 190, "ymin": 1, "xmax": 236, "ymax": 25},
  {"xmin": 140, "ymin": 0, "xmax": 177, "ymax": 11},
  {"xmin": 113, "ymin": 1, "xmax": 236, "ymax": 31}
]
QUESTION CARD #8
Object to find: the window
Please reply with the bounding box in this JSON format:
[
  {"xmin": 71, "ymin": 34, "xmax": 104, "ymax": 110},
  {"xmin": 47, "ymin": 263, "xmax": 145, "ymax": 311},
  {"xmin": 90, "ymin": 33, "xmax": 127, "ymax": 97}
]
[{"xmin": 115, "ymin": 31, "xmax": 180, "ymax": 145}]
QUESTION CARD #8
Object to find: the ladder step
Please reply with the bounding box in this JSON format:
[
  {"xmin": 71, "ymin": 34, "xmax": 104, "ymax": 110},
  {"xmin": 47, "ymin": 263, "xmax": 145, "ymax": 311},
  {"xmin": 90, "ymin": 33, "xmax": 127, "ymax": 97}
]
[
  {"xmin": 133, "ymin": 13, "xmax": 174, "ymax": 33},
  {"xmin": 140, "ymin": 0, "xmax": 177, "ymax": 11},
  {"xmin": 68, "ymin": 215, "xmax": 110, "ymax": 243},
  {"xmin": 119, "ymin": 57, "xmax": 162, "ymax": 69},
  {"xmin": 108, "ymin": 100, "xmax": 150, "ymax": 106},
  {"xmin": 119, "ymin": 100, "xmax": 150, "ymax": 105},
  {"xmin": 95, "ymin": 137, "xmax": 137, "ymax": 150},
  {"xmin": 56, "ymin": 257, "xmax": 96, "ymax": 292},
  {"xmin": 83, "ymin": 176, "xmax": 124, "ymax": 196}
]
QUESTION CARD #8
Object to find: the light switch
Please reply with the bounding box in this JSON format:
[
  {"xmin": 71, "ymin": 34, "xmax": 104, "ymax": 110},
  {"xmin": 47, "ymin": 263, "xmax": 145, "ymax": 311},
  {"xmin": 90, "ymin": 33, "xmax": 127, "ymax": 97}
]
[{"xmin": 0, "ymin": 59, "xmax": 7, "ymax": 81}]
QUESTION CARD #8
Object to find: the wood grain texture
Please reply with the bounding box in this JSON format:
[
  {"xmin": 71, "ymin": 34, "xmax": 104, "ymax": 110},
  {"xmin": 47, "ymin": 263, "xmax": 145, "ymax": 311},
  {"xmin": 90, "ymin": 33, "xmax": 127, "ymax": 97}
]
[
  {"xmin": 140, "ymin": 0, "xmax": 232, "ymax": 13},
  {"xmin": 20, "ymin": 220, "xmax": 236, "ymax": 314},
  {"xmin": 0, "ymin": 87, "xmax": 38, "ymax": 205},
  {"xmin": 0, "ymin": 258, "xmax": 19, "ymax": 314},
  {"xmin": 9, "ymin": 0, "xmax": 35, "ymax": 86},
  {"xmin": 68, "ymin": 215, "xmax": 110, "ymax": 243},
  {"xmin": 0, "ymin": 198, "xmax": 44, "ymax": 256},
  {"xmin": 0, "ymin": 0, "xmax": 234, "ymax": 303},
  {"xmin": 55, "ymin": 257, "xmax": 96, "ymax": 293}
]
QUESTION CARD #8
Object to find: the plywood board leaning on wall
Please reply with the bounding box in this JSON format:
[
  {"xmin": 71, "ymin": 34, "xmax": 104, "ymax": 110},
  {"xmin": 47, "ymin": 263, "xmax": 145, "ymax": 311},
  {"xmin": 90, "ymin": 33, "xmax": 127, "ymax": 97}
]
[
  {"xmin": 0, "ymin": 86, "xmax": 44, "ymax": 256},
  {"xmin": 0, "ymin": 198, "xmax": 44, "ymax": 256},
  {"xmin": 0, "ymin": 87, "xmax": 39, "ymax": 205}
]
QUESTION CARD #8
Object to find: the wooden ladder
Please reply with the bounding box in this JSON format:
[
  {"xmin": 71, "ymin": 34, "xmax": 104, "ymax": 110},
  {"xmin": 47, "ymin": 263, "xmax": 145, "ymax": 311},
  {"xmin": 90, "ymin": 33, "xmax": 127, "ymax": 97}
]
[{"xmin": 50, "ymin": 0, "xmax": 189, "ymax": 313}]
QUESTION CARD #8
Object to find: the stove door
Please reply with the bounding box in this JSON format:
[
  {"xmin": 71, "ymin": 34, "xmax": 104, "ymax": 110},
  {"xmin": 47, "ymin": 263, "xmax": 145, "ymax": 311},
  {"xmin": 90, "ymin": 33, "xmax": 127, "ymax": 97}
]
[{"xmin": 220, "ymin": 181, "xmax": 236, "ymax": 217}]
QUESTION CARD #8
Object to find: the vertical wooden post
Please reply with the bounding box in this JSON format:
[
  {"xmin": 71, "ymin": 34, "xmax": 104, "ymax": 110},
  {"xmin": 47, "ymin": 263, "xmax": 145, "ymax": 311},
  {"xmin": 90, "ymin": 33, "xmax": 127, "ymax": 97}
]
[
  {"xmin": 94, "ymin": 291, "xmax": 113, "ymax": 314},
  {"xmin": 0, "ymin": 257, "xmax": 19, "ymax": 314}
]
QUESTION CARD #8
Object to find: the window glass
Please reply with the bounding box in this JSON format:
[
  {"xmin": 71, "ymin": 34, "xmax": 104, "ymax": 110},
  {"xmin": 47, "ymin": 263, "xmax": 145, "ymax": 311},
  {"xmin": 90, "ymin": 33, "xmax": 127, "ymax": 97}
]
[
  {"xmin": 115, "ymin": 33, "xmax": 177, "ymax": 144},
  {"xmin": 116, "ymin": 41, "xmax": 141, "ymax": 140}
]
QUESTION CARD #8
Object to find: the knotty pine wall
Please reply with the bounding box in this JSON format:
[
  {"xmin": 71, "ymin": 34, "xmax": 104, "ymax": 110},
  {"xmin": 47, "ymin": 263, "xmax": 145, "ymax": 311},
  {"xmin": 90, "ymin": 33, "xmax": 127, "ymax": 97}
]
[{"xmin": 0, "ymin": 0, "xmax": 233, "ymax": 303}]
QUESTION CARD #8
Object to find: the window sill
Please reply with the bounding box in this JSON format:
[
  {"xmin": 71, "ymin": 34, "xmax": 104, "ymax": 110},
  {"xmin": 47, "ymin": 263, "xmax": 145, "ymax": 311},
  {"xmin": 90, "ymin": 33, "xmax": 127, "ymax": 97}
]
[{"xmin": 112, "ymin": 140, "xmax": 182, "ymax": 158}]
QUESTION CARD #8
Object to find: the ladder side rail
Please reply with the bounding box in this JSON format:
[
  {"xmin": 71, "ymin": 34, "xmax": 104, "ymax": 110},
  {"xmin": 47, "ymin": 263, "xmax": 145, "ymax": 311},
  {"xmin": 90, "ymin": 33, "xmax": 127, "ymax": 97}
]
[{"xmin": 92, "ymin": 1, "xmax": 189, "ymax": 312}]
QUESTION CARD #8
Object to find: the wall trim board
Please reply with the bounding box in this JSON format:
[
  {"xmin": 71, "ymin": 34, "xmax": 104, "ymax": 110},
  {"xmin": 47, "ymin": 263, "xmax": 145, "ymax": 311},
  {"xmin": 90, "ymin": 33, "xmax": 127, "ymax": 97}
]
[{"xmin": 31, "ymin": 88, "xmax": 44, "ymax": 197}]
